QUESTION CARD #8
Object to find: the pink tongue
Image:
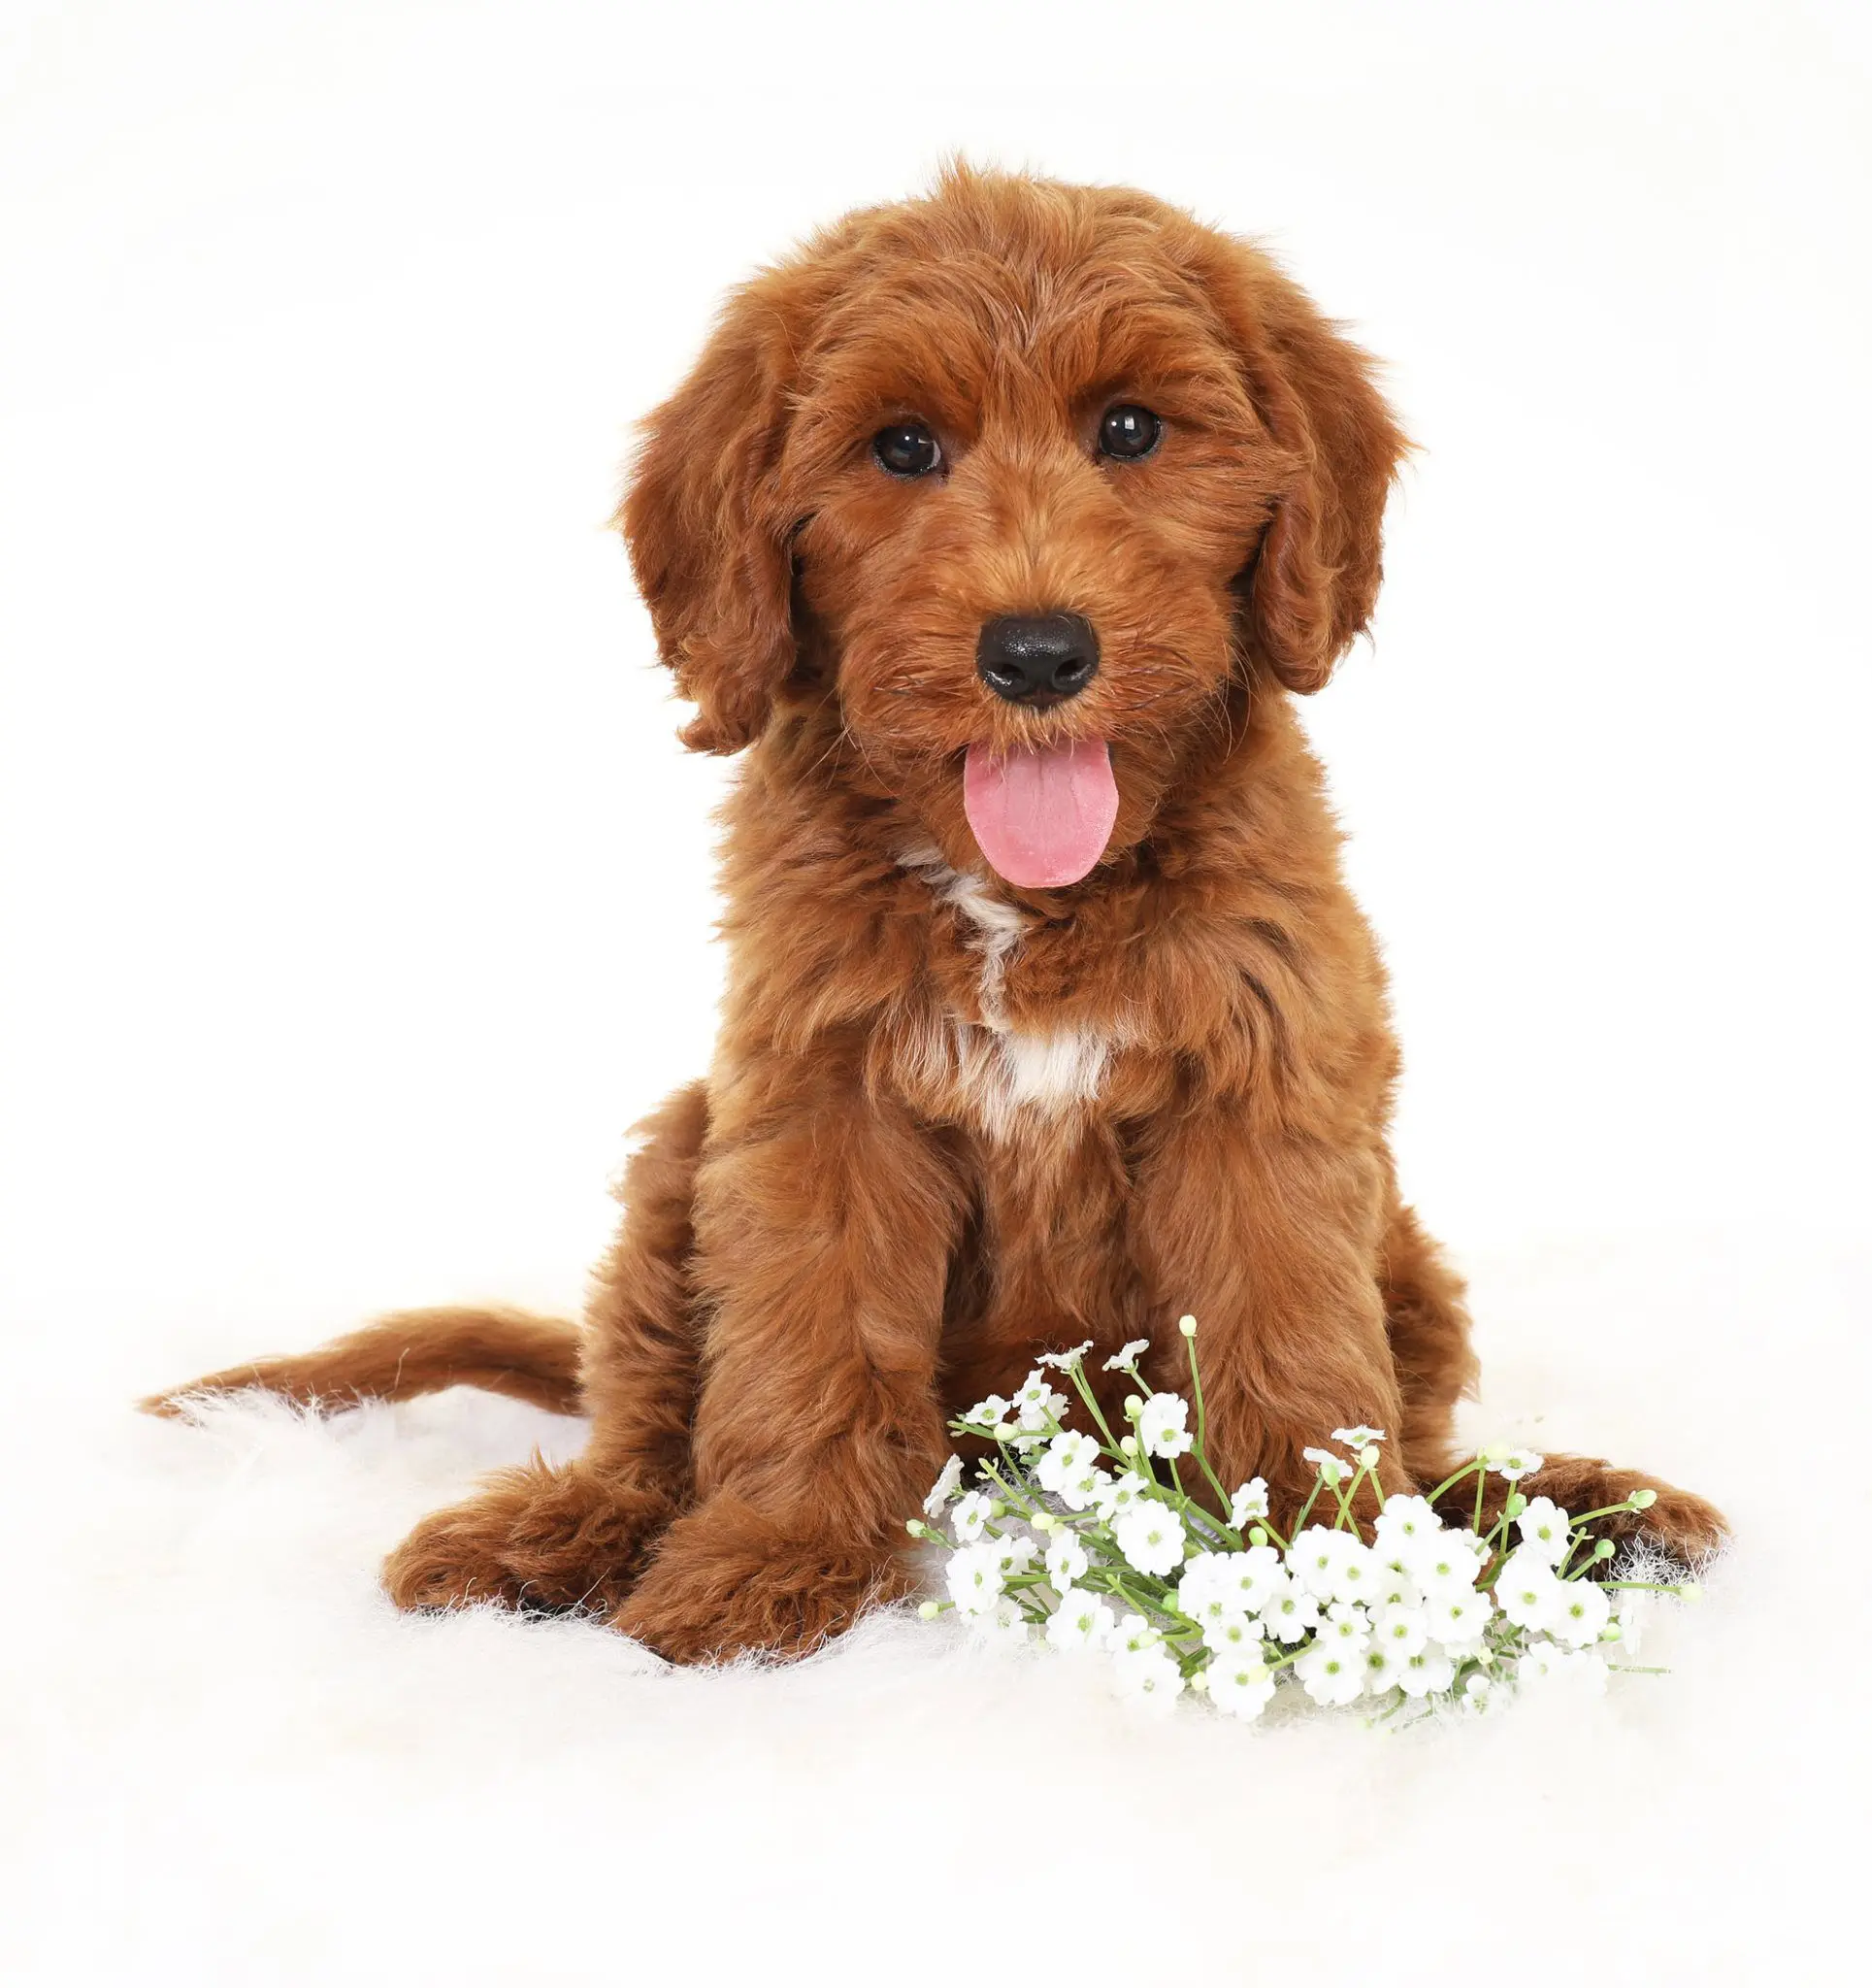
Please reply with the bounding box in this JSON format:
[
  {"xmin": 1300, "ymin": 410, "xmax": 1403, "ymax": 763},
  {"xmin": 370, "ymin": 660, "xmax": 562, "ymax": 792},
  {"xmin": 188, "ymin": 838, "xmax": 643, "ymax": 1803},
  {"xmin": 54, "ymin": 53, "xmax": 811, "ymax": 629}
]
[{"xmin": 963, "ymin": 739, "xmax": 1119, "ymax": 888}]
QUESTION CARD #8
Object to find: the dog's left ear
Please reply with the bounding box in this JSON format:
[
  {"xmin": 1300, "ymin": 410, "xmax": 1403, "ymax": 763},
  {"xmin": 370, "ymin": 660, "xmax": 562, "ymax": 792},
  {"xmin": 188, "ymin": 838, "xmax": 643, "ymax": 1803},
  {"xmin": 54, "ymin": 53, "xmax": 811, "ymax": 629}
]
[
  {"xmin": 617, "ymin": 271, "xmax": 808, "ymax": 753},
  {"xmin": 1201, "ymin": 241, "xmax": 1410, "ymax": 695}
]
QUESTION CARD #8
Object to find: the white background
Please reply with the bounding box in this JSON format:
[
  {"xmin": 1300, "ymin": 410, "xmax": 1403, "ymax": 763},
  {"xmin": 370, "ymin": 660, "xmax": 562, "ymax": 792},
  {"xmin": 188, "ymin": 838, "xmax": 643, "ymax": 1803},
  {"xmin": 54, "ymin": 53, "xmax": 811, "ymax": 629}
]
[{"xmin": 3, "ymin": 4, "xmax": 1868, "ymax": 1982}]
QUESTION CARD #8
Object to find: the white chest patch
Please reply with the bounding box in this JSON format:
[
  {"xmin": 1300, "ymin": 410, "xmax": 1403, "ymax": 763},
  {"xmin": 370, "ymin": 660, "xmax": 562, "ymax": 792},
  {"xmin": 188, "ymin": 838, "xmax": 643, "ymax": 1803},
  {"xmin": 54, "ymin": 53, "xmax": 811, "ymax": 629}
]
[{"xmin": 896, "ymin": 844, "xmax": 1112, "ymax": 1139}]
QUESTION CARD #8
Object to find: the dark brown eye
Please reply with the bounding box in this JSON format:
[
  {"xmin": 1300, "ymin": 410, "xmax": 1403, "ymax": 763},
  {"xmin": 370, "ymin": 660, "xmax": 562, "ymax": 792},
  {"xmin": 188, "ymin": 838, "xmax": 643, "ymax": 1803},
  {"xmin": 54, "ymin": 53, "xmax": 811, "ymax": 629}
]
[
  {"xmin": 1098, "ymin": 404, "xmax": 1162, "ymax": 461},
  {"xmin": 872, "ymin": 421, "xmax": 942, "ymax": 478}
]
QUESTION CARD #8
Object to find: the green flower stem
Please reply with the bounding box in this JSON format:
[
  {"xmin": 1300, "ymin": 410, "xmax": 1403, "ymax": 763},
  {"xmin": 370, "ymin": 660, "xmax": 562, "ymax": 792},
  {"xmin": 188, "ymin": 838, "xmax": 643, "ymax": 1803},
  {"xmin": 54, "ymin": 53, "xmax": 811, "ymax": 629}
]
[
  {"xmin": 1427, "ymin": 1457, "xmax": 1484, "ymax": 1506},
  {"xmin": 1182, "ymin": 1334, "xmax": 1240, "ymax": 1526},
  {"xmin": 1290, "ymin": 1476, "xmax": 1328, "ymax": 1538},
  {"xmin": 1473, "ymin": 1468, "xmax": 1489, "ymax": 1536}
]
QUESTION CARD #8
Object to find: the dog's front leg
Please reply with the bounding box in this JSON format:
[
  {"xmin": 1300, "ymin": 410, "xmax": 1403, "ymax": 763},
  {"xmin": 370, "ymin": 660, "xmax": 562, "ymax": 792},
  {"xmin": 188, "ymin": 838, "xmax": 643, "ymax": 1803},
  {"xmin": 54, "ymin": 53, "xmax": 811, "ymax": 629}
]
[
  {"xmin": 1130, "ymin": 1108, "xmax": 1409, "ymax": 1535},
  {"xmin": 610, "ymin": 1071, "xmax": 967, "ymax": 1663}
]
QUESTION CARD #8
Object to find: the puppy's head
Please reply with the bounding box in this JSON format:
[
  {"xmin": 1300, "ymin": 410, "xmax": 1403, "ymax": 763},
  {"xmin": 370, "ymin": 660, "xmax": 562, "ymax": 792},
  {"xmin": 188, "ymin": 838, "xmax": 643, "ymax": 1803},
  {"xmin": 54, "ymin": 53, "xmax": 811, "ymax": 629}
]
[{"xmin": 621, "ymin": 167, "xmax": 1405, "ymax": 889}]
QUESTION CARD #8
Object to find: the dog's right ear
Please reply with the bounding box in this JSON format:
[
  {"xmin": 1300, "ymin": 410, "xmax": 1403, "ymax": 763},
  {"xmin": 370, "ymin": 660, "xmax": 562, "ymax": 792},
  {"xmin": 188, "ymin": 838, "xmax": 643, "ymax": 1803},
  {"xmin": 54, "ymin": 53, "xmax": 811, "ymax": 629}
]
[{"xmin": 617, "ymin": 275, "xmax": 806, "ymax": 754}]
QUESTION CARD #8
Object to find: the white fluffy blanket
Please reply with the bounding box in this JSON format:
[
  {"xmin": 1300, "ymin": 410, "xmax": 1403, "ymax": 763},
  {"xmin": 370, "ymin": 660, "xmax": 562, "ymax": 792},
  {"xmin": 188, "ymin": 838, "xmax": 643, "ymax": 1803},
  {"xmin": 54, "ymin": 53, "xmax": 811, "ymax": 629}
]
[{"xmin": 3, "ymin": 1233, "xmax": 1860, "ymax": 1984}]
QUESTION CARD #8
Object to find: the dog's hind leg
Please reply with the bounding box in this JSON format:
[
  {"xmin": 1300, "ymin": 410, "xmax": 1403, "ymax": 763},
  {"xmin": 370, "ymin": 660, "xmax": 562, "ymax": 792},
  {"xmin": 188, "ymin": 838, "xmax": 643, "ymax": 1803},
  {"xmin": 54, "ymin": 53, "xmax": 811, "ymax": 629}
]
[
  {"xmin": 1378, "ymin": 1196, "xmax": 1479, "ymax": 1488},
  {"xmin": 1380, "ymin": 1199, "xmax": 1727, "ymax": 1564},
  {"xmin": 382, "ymin": 1081, "xmax": 710, "ymax": 1617}
]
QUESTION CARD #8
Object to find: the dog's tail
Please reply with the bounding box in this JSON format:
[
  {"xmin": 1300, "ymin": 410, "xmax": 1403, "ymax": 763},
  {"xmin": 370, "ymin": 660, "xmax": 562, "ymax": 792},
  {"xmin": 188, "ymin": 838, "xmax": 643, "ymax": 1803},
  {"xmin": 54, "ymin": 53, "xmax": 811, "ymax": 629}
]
[{"xmin": 140, "ymin": 1306, "xmax": 585, "ymax": 1419}]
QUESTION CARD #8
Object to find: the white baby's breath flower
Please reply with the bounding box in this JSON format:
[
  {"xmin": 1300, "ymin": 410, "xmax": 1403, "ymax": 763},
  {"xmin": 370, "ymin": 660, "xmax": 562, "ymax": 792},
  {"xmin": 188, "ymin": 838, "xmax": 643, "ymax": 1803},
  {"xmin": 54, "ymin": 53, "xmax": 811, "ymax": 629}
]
[
  {"xmin": 1408, "ymin": 1530, "xmax": 1487, "ymax": 1595},
  {"xmin": 1373, "ymin": 1494, "xmax": 1440, "ymax": 1555},
  {"xmin": 968, "ymin": 1596, "xmax": 1032, "ymax": 1647},
  {"xmin": 1398, "ymin": 1644, "xmax": 1457, "ymax": 1698},
  {"xmin": 1291, "ymin": 1525, "xmax": 1358, "ymax": 1602},
  {"xmin": 1059, "ymin": 1459, "xmax": 1110, "ymax": 1513},
  {"xmin": 1516, "ymin": 1497, "xmax": 1572, "ymax": 1566},
  {"xmin": 1295, "ymin": 1639, "xmax": 1364, "ymax": 1706},
  {"xmin": 1230, "ymin": 1478, "xmax": 1270, "ymax": 1527},
  {"xmin": 1208, "ymin": 1658, "xmax": 1277, "ymax": 1721},
  {"xmin": 1044, "ymin": 1531, "xmax": 1089, "ymax": 1590},
  {"xmin": 922, "ymin": 1454, "xmax": 964, "ymax": 1516},
  {"xmin": 991, "ymin": 1533, "xmax": 1038, "ymax": 1578},
  {"xmin": 1257, "ymin": 1576, "xmax": 1321, "ymax": 1643},
  {"xmin": 1045, "ymin": 1587, "xmax": 1115, "ymax": 1652},
  {"xmin": 1331, "ymin": 1425, "xmax": 1386, "ymax": 1450},
  {"xmin": 1013, "ymin": 1370, "xmax": 1069, "ymax": 1432},
  {"xmin": 1359, "ymin": 1641, "xmax": 1406, "ymax": 1696},
  {"xmin": 1549, "ymin": 1576, "xmax": 1613, "ymax": 1648},
  {"xmin": 949, "ymin": 1490, "xmax": 994, "ymax": 1545},
  {"xmin": 1371, "ymin": 1603, "xmax": 1429, "ymax": 1659},
  {"xmin": 1425, "ymin": 1588, "xmax": 1494, "ymax": 1653},
  {"xmin": 1035, "ymin": 1430, "xmax": 1100, "ymax": 1498},
  {"xmin": 1094, "ymin": 1471, "xmax": 1151, "ymax": 1524},
  {"xmin": 1112, "ymin": 1642, "xmax": 1185, "ymax": 1714},
  {"xmin": 1495, "ymin": 1547, "xmax": 1566, "ymax": 1632},
  {"xmin": 1104, "ymin": 1612, "xmax": 1160, "ymax": 1658},
  {"xmin": 1114, "ymin": 1503, "xmax": 1186, "ymax": 1577},
  {"xmin": 1103, "ymin": 1339, "xmax": 1150, "ymax": 1372},
  {"xmin": 1200, "ymin": 1613, "xmax": 1261, "ymax": 1658},
  {"xmin": 1174, "ymin": 1553, "xmax": 1237, "ymax": 1627},
  {"xmin": 964, "ymin": 1393, "xmax": 1015, "ymax": 1438},
  {"xmin": 1368, "ymin": 1557, "xmax": 1422, "ymax": 1610},
  {"xmin": 945, "ymin": 1541, "xmax": 1005, "ymax": 1616},
  {"xmin": 1516, "ymin": 1640, "xmax": 1608, "ymax": 1696},
  {"xmin": 1302, "ymin": 1446, "xmax": 1346, "ymax": 1483},
  {"xmin": 1138, "ymin": 1393, "xmax": 1194, "ymax": 1460},
  {"xmin": 1318, "ymin": 1602, "xmax": 1371, "ymax": 1653},
  {"xmin": 1462, "ymin": 1671, "xmax": 1496, "ymax": 1712},
  {"xmin": 1488, "ymin": 1445, "xmax": 1545, "ymax": 1481},
  {"xmin": 1037, "ymin": 1341, "xmax": 1093, "ymax": 1372}
]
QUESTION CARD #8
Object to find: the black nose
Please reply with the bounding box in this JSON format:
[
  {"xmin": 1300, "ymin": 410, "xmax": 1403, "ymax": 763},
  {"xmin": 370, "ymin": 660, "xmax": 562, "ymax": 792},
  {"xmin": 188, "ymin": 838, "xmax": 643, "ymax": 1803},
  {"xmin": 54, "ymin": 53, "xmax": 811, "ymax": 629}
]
[{"xmin": 975, "ymin": 613, "xmax": 1100, "ymax": 706}]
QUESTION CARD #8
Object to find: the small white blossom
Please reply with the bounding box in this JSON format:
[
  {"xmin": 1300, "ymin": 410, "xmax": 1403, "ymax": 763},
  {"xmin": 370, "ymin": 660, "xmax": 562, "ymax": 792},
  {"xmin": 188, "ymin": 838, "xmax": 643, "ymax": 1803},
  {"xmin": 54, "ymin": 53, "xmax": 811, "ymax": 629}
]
[
  {"xmin": 991, "ymin": 1533, "xmax": 1038, "ymax": 1579},
  {"xmin": 1035, "ymin": 1430, "xmax": 1100, "ymax": 1498},
  {"xmin": 1495, "ymin": 1547, "xmax": 1566, "ymax": 1632},
  {"xmin": 1371, "ymin": 1603, "xmax": 1429, "ymax": 1659},
  {"xmin": 1208, "ymin": 1658, "xmax": 1277, "ymax": 1721},
  {"xmin": 1229, "ymin": 1478, "xmax": 1270, "ymax": 1527},
  {"xmin": 1516, "ymin": 1497, "xmax": 1573, "ymax": 1566},
  {"xmin": 1425, "ymin": 1588, "xmax": 1494, "ymax": 1653},
  {"xmin": 1093, "ymin": 1471, "xmax": 1151, "ymax": 1524},
  {"xmin": 949, "ymin": 1490, "xmax": 994, "ymax": 1544},
  {"xmin": 1138, "ymin": 1392, "xmax": 1194, "ymax": 1460},
  {"xmin": 1044, "ymin": 1587, "xmax": 1115, "ymax": 1652},
  {"xmin": 1408, "ymin": 1531, "xmax": 1487, "ymax": 1595},
  {"xmin": 1488, "ymin": 1445, "xmax": 1545, "ymax": 1481},
  {"xmin": 1398, "ymin": 1644, "xmax": 1457, "ymax": 1698},
  {"xmin": 964, "ymin": 1393, "xmax": 1016, "ymax": 1438},
  {"xmin": 1012, "ymin": 1370, "xmax": 1069, "ymax": 1433},
  {"xmin": 1302, "ymin": 1445, "xmax": 1346, "ymax": 1483},
  {"xmin": 1037, "ymin": 1341, "xmax": 1093, "ymax": 1372},
  {"xmin": 1360, "ymin": 1641, "xmax": 1406, "ymax": 1696},
  {"xmin": 1462, "ymin": 1671, "xmax": 1496, "ymax": 1711},
  {"xmin": 1318, "ymin": 1602, "xmax": 1372, "ymax": 1653},
  {"xmin": 1043, "ymin": 1531, "xmax": 1089, "ymax": 1590},
  {"xmin": 1103, "ymin": 1339, "xmax": 1150, "ymax": 1372},
  {"xmin": 1291, "ymin": 1525, "xmax": 1362, "ymax": 1602},
  {"xmin": 1104, "ymin": 1611, "xmax": 1160, "ymax": 1658},
  {"xmin": 1368, "ymin": 1557, "xmax": 1422, "ymax": 1610},
  {"xmin": 1549, "ymin": 1576, "xmax": 1613, "ymax": 1648},
  {"xmin": 1112, "ymin": 1642, "xmax": 1186, "ymax": 1713},
  {"xmin": 1201, "ymin": 1613, "xmax": 1261, "ymax": 1658},
  {"xmin": 1295, "ymin": 1639, "xmax": 1364, "ymax": 1706},
  {"xmin": 1515, "ymin": 1640, "xmax": 1609, "ymax": 1696},
  {"xmin": 1257, "ymin": 1576, "xmax": 1321, "ymax": 1644},
  {"xmin": 945, "ymin": 1541, "xmax": 1005, "ymax": 1616},
  {"xmin": 1331, "ymin": 1425, "xmax": 1386, "ymax": 1450},
  {"xmin": 1114, "ymin": 1503, "xmax": 1186, "ymax": 1576},
  {"xmin": 968, "ymin": 1596, "xmax": 1032, "ymax": 1647},
  {"xmin": 922, "ymin": 1454, "xmax": 964, "ymax": 1515},
  {"xmin": 1373, "ymin": 1494, "xmax": 1440, "ymax": 1555}
]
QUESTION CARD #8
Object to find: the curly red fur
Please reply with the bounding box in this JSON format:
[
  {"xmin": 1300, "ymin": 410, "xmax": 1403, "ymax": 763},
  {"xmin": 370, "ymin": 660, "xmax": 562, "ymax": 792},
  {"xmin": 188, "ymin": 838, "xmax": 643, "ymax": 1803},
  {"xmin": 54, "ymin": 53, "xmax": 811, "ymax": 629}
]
[{"xmin": 149, "ymin": 167, "xmax": 1724, "ymax": 1661}]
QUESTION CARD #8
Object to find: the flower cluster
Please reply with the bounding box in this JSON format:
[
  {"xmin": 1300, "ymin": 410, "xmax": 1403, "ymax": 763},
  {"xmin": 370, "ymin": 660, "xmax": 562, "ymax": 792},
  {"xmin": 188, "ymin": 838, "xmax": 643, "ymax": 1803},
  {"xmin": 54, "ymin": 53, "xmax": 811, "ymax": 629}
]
[{"xmin": 909, "ymin": 1317, "xmax": 1697, "ymax": 1722}]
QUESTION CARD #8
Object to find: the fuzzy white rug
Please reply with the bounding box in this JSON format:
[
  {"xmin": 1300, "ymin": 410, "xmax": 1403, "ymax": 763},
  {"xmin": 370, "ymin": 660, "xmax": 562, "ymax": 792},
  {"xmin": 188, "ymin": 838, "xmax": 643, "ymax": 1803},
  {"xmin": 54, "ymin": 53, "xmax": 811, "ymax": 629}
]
[{"xmin": 3, "ymin": 1230, "xmax": 1862, "ymax": 1985}]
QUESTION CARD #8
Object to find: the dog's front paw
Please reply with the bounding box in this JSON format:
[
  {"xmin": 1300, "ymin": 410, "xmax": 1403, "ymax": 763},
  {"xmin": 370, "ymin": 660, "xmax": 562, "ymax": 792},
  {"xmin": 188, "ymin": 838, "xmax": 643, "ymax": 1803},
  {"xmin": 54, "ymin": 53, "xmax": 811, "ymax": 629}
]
[
  {"xmin": 609, "ymin": 1497, "xmax": 909, "ymax": 1663},
  {"xmin": 1435, "ymin": 1453, "xmax": 1727, "ymax": 1570},
  {"xmin": 383, "ymin": 1464, "xmax": 676, "ymax": 1617}
]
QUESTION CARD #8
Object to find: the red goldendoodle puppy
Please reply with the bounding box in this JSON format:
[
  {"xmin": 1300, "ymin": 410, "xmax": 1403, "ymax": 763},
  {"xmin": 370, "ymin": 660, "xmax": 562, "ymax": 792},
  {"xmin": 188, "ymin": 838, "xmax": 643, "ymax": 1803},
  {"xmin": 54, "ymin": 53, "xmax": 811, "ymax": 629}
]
[{"xmin": 150, "ymin": 167, "xmax": 1724, "ymax": 1661}]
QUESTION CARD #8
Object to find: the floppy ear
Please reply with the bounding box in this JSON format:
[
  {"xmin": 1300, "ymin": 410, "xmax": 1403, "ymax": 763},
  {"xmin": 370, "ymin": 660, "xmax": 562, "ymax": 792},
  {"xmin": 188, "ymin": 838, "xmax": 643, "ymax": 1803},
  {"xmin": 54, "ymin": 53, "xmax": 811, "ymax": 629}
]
[
  {"xmin": 617, "ymin": 276, "xmax": 805, "ymax": 753},
  {"xmin": 1202, "ymin": 242, "xmax": 1409, "ymax": 695}
]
